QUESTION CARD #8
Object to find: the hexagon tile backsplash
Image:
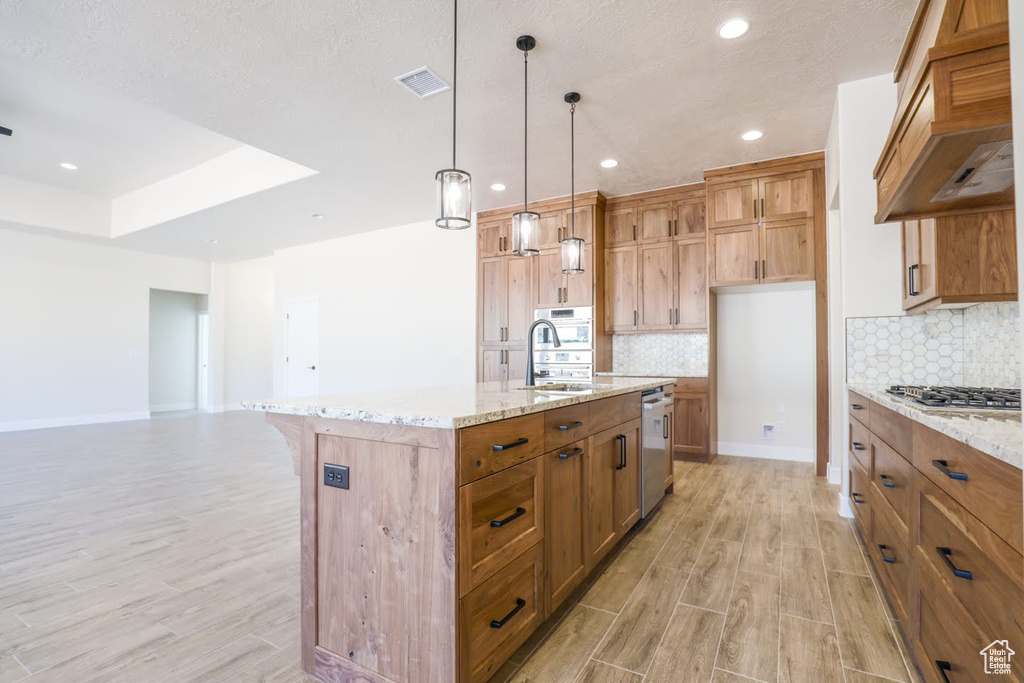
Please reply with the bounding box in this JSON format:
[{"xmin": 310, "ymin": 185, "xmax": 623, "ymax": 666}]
[
  {"xmin": 613, "ymin": 332, "xmax": 709, "ymax": 377},
  {"xmin": 846, "ymin": 302, "xmax": 1021, "ymax": 388}
]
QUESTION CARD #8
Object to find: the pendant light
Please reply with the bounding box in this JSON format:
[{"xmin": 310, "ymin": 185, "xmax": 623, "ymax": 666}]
[
  {"xmin": 561, "ymin": 92, "xmax": 584, "ymax": 274},
  {"xmin": 511, "ymin": 35, "xmax": 540, "ymax": 257},
  {"xmin": 434, "ymin": 0, "xmax": 472, "ymax": 230}
]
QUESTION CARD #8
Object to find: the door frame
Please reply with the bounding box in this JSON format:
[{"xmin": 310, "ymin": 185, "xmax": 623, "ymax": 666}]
[{"xmin": 196, "ymin": 312, "xmax": 209, "ymax": 411}]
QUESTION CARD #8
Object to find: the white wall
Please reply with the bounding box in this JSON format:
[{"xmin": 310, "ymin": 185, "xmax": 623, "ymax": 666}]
[
  {"xmin": 223, "ymin": 257, "xmax": 274, "ymax": 406},
  {"xmin": 0, "ymin": 228, "xmax": 211, "ymax": 430},
  {"xmin": 716, "ymin": 284, "xmax": 817, "ymax": 462},
  {"xmin": 148, "ymin": 289, "xmax": 203, "ymax": 411},
  {"xmin": 273, "ymin": 219, "xmax": 476, "ymax": 396}
]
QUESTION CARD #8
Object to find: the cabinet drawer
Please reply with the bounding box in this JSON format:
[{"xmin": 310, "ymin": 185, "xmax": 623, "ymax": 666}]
[
  {"xmin": 870, "ymin": 499, "xmax": 911, "ymax": 625},
  {"xmin": 871, "ymin": 435, "xmax": 912, "ymax": 533},
  {"xmin": 459, "ymin": 458, "xmax": 544, "ymax": 595},
  {"xmin": 850, "ymin": 460, "xmax": 872, "ymax": 539},
  {"xmin": 912, "ymin": 422, "xmax": 1023, "ymax": 554},
  {"xmin": 460, "ymin": 542, "xmax": 544, "ymax": 683},
  {"xmin": 588, "ymin": 391, "xmax": 642, "ymax": 434},
  {"xmin": 871, "ymin": 402, "xmax": 912, "ymax": 458},
  {"xmin": 914, "ymin": 474, "xmax": 1024, "ymax": 652},
  {"xmin": 460, "ymin": 413, "xmax": 545, "ymax": 485},
  {"xmin": 848, "ymin": 391, "xmax": 870, "ymax": 427},
  {"xmin": 544, "ymin": 403, "xmax": 590, "ymax": 451},
  {"xmin": 849, "ymin": 418, "xmax": 870, "ymax": 472}
]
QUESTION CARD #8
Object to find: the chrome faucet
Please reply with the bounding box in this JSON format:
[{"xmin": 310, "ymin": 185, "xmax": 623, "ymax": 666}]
[{"xmin": 525, "ymin": 319, "xmax": 561, "ymax": 387}]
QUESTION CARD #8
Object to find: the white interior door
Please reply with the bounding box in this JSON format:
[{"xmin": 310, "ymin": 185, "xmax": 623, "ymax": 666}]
[
  {"xmin": 286, "ymin": 299, "xmax": 320, "ymax": 397},
  {"xmin": 196, "ymin": 312, "xmax": 209, "ymax": 410}
]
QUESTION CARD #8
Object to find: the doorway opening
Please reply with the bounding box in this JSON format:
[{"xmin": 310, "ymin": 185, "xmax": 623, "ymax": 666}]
[{"xmin": 148, "ymin": 289, "xmax": 209, "ymax": 414}]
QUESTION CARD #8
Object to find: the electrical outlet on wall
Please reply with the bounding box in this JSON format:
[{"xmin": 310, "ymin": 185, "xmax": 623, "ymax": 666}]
[{"xmin": 762, "ymin": 423, "xmax": 775, "ymax": 440}]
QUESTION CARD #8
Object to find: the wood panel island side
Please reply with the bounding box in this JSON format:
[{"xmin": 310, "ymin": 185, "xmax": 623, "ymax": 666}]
[{"xmin": 244, "ymin": 376, "xmax": 676, "ymax": 683}]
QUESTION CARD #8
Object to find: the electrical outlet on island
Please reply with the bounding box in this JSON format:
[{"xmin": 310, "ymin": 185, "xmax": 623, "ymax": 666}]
[{"xmin": 762, "ymin": 423, "xmax": 775, "ymax": 440}]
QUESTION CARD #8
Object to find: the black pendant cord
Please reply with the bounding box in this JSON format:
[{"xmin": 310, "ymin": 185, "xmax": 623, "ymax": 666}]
[
  {"xmin": 452, "ymin": 0, "xmax": 457, "ymax": 168},
  {"xmin": 523, "ymin": 49, "xmax": 529, "ymax": 213},
  {"xmin": 570, "ymin": 100, "xmax": 575, "ymax": 238}
]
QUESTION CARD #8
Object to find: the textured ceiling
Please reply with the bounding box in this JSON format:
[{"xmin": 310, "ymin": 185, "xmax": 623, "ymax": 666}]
[{"xmin": 0, "ymin": 0, "xmax": 917, "ymax": 261}]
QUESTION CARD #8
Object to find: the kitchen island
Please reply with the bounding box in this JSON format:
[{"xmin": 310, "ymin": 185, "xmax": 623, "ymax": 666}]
[{"xmin": 244, "ymin": 376, "xmax": 675, "ymax": 683}]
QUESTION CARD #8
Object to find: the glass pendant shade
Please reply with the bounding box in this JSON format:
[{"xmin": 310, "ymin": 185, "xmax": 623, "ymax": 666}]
[
  {"xmin": 511, "ymin": 210, "xmax": 540, "ymax": 256},
  {"xmin": 561, "ymin": 236, "xmax": 584, "ymax": 274},
  {"xmin": 434, "ymin": 169, "xmax": 472, "ymax": 230}
]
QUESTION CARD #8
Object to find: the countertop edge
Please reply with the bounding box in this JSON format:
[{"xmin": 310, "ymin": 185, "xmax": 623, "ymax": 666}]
[
  {"xmin": 243, "ymin": 377, "xmax": 676, "ymax": 430},
  {"xmin": 847, "ymin": 384, "xmax": 1022, "ymax": 470}
]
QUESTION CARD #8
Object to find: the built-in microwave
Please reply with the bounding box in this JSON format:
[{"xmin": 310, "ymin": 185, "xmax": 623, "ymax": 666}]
[{"xmin": 533, "ymin": 307, "xmax": 593, "ymax": 350}]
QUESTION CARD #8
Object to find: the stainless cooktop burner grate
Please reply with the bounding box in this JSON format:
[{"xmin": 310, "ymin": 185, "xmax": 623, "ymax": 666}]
[{"xmin": 886, "ymin": 385, "xmax": 1021, "ymax": 410}]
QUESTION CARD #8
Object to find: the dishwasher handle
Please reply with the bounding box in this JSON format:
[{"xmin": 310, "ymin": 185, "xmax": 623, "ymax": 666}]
[{"xmin": 643, "ymin": 395, "xmax": 674, "ymax": 409}]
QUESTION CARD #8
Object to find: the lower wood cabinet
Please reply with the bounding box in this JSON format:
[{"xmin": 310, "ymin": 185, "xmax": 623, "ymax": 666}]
[
  {"xmin": 545, "ymin": 440, "xmax": 586, "ymax": 612},
  {"xmin": 612, "ymin": 419, "xmax": 642, "ymax": 538},
  {"xmin": 673, "ymin": 391, "xmax": 710, "ymax": 462},
  {"xmin": 585, "ymin": 424, "xmax": 624, "ymax": 568}
]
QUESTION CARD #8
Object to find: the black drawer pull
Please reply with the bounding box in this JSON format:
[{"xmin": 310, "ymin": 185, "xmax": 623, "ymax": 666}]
[
  {"xmin": 558, "ymin": 421, "xmax": 584, "ymax": 431},
  {"xmin": 851, "ymin": 492, "xmax": 865, "ymax": 504},
  {"xmin": 878, "ymin": 473, "xmax": 895, "ymax": 489},
  {"xmin": 935, "ymin": 661, "xmax": 951, "ymax": 683},
  {"xmin": 877, "ymin": 544, "xmax": 896, "ymax": 564},
  {"xmin": 851, "ymin": 403, "xmax": 863, "ymax": 410},
  {"xmin": 615, "ymin": 434, "xmax": 626, "ymax": 470},
  {"xmin": 937, "ymin": 547, "xmax": 972, "ymax": 580},
  {"xmin": 490, "ymin": 598, "xmax": 526, "ymax": 628},
  {"xmin": 932, "ymin": 459, "xmax": 968, "ymax": 481},
  {"xmin": 852, "ymin": 442, "xmax": 865, "ymax": 451},
  {"xmin": 558, "ymin": 447, "xmax": 583, "ymax": 460},
  {"xmin": 490, "ymin": 507, "xmax": 526, "ymax": 528},
  {"xmin": 493, "ymin": 437, "xmax": 529, "ymax": 451}
]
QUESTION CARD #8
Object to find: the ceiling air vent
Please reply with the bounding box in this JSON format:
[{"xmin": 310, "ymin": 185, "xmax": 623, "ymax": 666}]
[{"xmin": 394, "ymin": 67, "xmax": 450, "ymax": 99}]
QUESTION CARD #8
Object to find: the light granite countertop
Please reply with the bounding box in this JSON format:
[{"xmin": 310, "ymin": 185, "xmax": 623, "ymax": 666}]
[
  {"xmin": 848, "ymin": 384, "xmax": 1022, "ymax": 470},
  {"xmin": 243, "ymin": 376, "xmax": 676, "ymax": 429},
  {"xmin": 597, "ymin": 371, "xmax": 708, "ymax": 379}
]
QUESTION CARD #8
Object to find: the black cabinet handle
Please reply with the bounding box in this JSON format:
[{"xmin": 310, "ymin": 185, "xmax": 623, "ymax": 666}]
[
  {"xmin": 878, "ymin": 473, "xmax": 895, "ymax": 489},
  {"xmin": 877, "ymin": 544, "xmax": 896, "ymax": 564},
  {"xmin": 762, "ymin": 259, "xmax": 766, "ymax": 279},
  {"xmin": 558, "ymin": 447, "xmax": 583, "ymax": 460},
  {"xmin": 908, "ymin": 264, "xmax": 920, "ymax": 296},
  {"xmin": 675, "ymin": 308, "xmax": 679, "ymax": 325},
  {"xmin": 851, "ymin": 403, "xmax": 863, "ymax": 410},
  {"xmin": 753, "ymin": 199, "xmax": 757, "ymax": 218},
  {"xmin": 493, "ymin": 437, "xmax": 529, "ymax": 451},
  {"xmin": 754, "ymin": 260, "xmax": 759, "ymax": 279},
  {"xmin": 937, "ymin": 547, "xmax": 973, "ymax": 580},
  {"xmin": 852, "ymin": 442, "xmax": 865, "ymax": 451},
  {"xmin": 851, "ymin": 492, "xmax": 865, "ymax": 504},
  {"xmin": 674, "ymin": 218, "xmax": 678, "ymax": 235},
  {"xmin": 490, "ymin": 507, "xmax": 526, "ymax": 528},
  {"xmin": 761, "ymin": 197, "xmax": 765, "ymax": 217},
  {"xmin": 935, "ymin": 661, "xmax": 952, "ymax": 683},
  {"xmin": 615, "ymin": 434, "xmax": 626, "ymax": 470},
  {"xmin": 558, "ymin": 421, "xmax": 583, "ymax": 431},
  {"xmin": 932, "ymin": 459, "xmax": 968, "ymax": 481},
  {"xmin": 490, "ymin": 598, "xmax": 526, "ymax": 628}
]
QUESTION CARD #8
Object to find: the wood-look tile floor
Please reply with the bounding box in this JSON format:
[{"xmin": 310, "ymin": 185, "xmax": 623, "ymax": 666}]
[{"xmin": 0, "ymin": 412, "xmax": 917, "ymax": 683}]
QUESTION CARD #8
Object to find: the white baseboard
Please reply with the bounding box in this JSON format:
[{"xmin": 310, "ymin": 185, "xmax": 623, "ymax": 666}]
[
  {"xmin": 716, "ymin": 441, "xmax": 815, "ymax": 463},
  {"xmin": 827, "ymin": 464, "xmax": 842, "ymax": 485},
  {"xmin": 149, "ymin": 402, "xmax": 197, "ymax": 413},
  {"xmin": 838, "ymin": 495, "xmax": 855, "ymax": 519},
  {"xmin": 204, "ymin": 403, "xmax": 244, "ymax": 413},
  {"xmin": 0, "ymin": 411, "xmax": 151, "ymax": 433}
]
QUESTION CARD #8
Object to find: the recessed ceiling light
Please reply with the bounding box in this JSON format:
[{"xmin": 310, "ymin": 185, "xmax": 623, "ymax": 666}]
[
  {"xmin": 206, "ymin": 239, "xmax": 219, "ymax": 244},
  {"xmin": 310, "ymin": 213, "xmax": 324, "ymax": 219},
  {"xmin": 600, "ymin": 159, "xmax": 619, "ymax": 169},
  {"xmin": 490, "ymin": 183, "xmax": 507, "ymax": 191},
  {"xmin": 59, "ymin": 162, "xmax": 78, "ymax": 170},
  {"xmin": 742, "ymin": 130, "xmax": 763, "ymax": 141},
  {"xmin": 718, "ymin": 18, "xmax": 750, "ymax": 39}
]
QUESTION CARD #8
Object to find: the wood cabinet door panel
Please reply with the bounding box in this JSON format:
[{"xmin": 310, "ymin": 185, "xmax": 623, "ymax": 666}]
[
  {"xmin": 663, "ymin": 405, "xmax": 674, "ymax": 489},
  {"xmin": 639, "ymin": 203, "xmax": 673, "ymax": 242},
  {"xmin": 674, "ymin": 240, "xmax": 707, "ymax": 329},
  {"xmin": 849, "ymin": 418, "xmax": 871, "ymax": 473},
  {"xmin": 709, "ymin": 226, "xmax": 758, "ymax": 287},
  {"xmin": 506, "ymin": 347, "xmax": 528, "ymax": 382},
  {"xmin": 585, "ymin": 426, "xmax": 620, "ymax": 569},
  {"xmin": 479, "ymin": 220, "xmax": 507, "ymax": 257},
  {"xmin": 534, "ymin": 250, "xmax": 564, "ymax": 309},
  {"xmin": 708, "ymin": 179, "xmax": 758, "ymax": 228},
  {"xmin": 605, "ymin": 246, "xmax": 638, "ymax": 331},
  {"xmin": 537, "ymin": 212, "xmax": 564, "ymax": 251},
  {"xmin": 460, "ymin": 412, "xmax": 546, "ymax": 485},
  {"xmin": 479, "ymin": 257, "xmax": 507, "ymax": 344},
  {"xmin": 564, "ymin": 248, "xmax": 594, "ymax": 307},
  {"xmin": 871, "ymin": 436, "xmax": 912, "ymax": 532},
  {"xmin": 758, "ymin": 170, "xmax": 813, "ymax": 222},
  {"xmin": 546, "ymin": 440, "xmax": 587, "ymax": 611},
  {"xmin": 506, "ymin": 255, "xmax": 533, "ymax": 344},
  {"xmin": 869, "ymin": 499, "xmax": 910, "ymax": 625},
  {"xmin": 613, "ymin": 420, "xmax": 642, "ymax": 537},
  {"xmin": 459, "ymin": 458, "xmax": 544, "ymax": 594},
  {"xmin": 760, "ymin": 219, "xmax": 813, "ymax": 283},
  {"xmin": 672, "ymin": 394, "xmax": 708, "ymax": 457},
  {"xmin": 849, "ymin": 460, "xmax": 872, "ymax": 537},
  {"xmin": 902, "ymin": 219, "xmax": 921, "ymax": 309},
  {"xmin": 479, "ymin": 347, "xmax": 505, "ymax": 383},
  {"xmin": 605, "ymin": 206, "xmax": 637, "ymax": 246},
  {"xmin": 564, "ymin": 205, "xmax": 594, "ymax": 243},
  {"xmin": 675, "ymin": 198, "xmax": 706, "ymax": 238},
  {"xmin": 918, "ymin": 217, "xmax": 938, "ymax": 301},
  {"xmin": 638, "ymin": 243, "xmax": 674, "ymax": 330}
]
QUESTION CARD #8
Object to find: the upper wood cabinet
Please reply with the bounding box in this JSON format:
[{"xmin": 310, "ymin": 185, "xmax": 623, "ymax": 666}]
[
  {"xmin": 760, "ymin": 218, "xmax": 814, "ymax": 283},
  {"xmin": 537, "ymin": 212, "xmax": 564, "ymax": 252},
  {"xmin": 708, "ymin": 179, "xmax": 758, "ymax": 229},
  {"xmin": 708, "ymin": 225, "xmax": 759, "ymax": 287},
  {"xmin": 506, "ymin": 256, "xmax": 533, "ymax": 343},
  {"xmin": 675, "ymin": 240, "xmax": 707, "ymax": 330},
  {"xmin": 537, "ymin": 206, "xmax": 595, "ymax": 251},
  {"xmin": 479, "ymin": 219, "xmax": 510, "ymax": 258},
  {"xmin": 479, "ymin": 256, "xmax": 507, "ymax": 344},
  {"xmin": 759, "ymin": 171, "xmax": 814, "ymax": 223},
  {"xmin": 675, "ymin": 197, "xmax": 707, "ymax": 239},
  {"xmin": 900, "ymin": 208, "xmax": 1017, "ymax": 314},
  {"xmin": 605, "ymin": 206, "xmax": 637, "ymax": 246},
  {"xmin": 535, "ymin": 249, "xmax": 594, "ymax": 308},
  {"xmin": 638, "ymin": 243, "xmax": 674, "ymax": 330},
  {"xmin": 605, "ymin": 246, "xmax": 638, "ymax": 331},
  {"xmin": 873, "ymin": 0, "xmax": 1013, "ymax": 222},
  {"xmin": 639, "ymin": 203, "xmax": 674, "ymax": 243}
]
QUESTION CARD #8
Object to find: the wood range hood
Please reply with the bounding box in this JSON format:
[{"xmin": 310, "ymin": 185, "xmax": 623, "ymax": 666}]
[{"xmin": 873, "ymin": 0, "xmax": 1013, "ymax": 224}]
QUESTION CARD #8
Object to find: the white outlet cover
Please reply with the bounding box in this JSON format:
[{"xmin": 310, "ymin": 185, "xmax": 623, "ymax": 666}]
[{"xmin": 762, "ymin": 423, "xmax": 775, "ymax": 440}]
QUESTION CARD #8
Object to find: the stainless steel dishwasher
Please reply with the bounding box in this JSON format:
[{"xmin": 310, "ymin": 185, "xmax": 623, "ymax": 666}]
[{"xmin": 641, "ymin": 387, "xmax": 674, "ymax": 517}]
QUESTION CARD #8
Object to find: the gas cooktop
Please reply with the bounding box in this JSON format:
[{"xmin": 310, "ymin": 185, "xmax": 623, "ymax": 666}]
[{"xmin": 885, "ymin": 385, "xmax": 1022, "ymax": 411}]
